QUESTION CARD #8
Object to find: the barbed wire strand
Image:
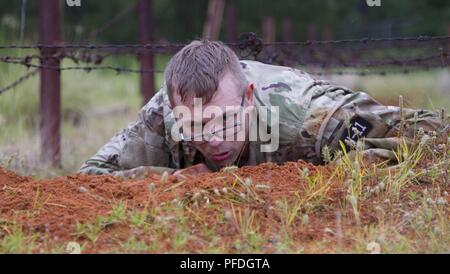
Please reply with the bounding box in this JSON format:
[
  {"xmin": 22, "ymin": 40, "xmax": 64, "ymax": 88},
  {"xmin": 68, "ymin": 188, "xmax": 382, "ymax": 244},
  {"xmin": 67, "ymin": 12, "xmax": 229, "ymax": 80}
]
[
  {"xmin": 0, "ymin": 68, "xmax": 38, "ymax": 95},
  {"xmin": 1, "ymin": 54, "xmax": 447, "ymax": 77},
  {"xmin": 0, "ymin": 56, "xmax": 164, "ymax": 74},
  {"xmin": 0, "ymin": 35, "xmax": 449, "ymax": 50},
  {"xmin": 0, "ymin": 33, "xmax": 449, "ymax": 96}
]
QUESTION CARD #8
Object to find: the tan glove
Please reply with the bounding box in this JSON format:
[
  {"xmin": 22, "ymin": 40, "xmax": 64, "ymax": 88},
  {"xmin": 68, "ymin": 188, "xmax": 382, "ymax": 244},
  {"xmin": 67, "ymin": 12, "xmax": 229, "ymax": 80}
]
[
  {"xmin": 113, "ymin": 166, "xmax": 175, "ymax": 179},
  {"xmin": 173, "ymin": 163, "xmax": 212, "ymax": 179}
]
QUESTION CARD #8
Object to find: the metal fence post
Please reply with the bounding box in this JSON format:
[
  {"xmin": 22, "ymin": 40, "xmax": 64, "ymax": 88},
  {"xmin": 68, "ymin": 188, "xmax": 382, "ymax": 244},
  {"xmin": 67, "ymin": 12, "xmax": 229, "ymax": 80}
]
[
  {"xmin": 282, "ymin": 17, "xmax": 293, "ymax": 42},
  {"xmin": 203, "ymin": 0, "xmax": 225, "ymax": 40},
  {"xmin": 225, "ymin": 0, "xmax": 238, "ymax": 43},
  {"xmin": 39, "ymin": 0, "xmax": 61, "ymax": 166},
  {"xmin": 138, "ymin": 0, "xmax": 155, "ymax": 104},
  {"xmin": 262, "ymin": 16, "xmax": 276, "ymax": 43}
]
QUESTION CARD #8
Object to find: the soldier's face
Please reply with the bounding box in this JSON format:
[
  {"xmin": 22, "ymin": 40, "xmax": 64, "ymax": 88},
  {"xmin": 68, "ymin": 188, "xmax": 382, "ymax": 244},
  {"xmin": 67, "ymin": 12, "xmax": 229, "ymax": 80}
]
[{"xmin": 172, "ymin": 72, "xmax": 255, "ymax": 169}]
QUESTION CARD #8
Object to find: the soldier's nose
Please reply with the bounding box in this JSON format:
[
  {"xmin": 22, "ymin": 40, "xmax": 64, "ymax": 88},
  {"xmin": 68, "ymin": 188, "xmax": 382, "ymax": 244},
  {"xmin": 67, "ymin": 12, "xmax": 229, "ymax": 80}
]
[{"xmin": 207, "ymin": 136, "xmax": 223, "ymax": 147}]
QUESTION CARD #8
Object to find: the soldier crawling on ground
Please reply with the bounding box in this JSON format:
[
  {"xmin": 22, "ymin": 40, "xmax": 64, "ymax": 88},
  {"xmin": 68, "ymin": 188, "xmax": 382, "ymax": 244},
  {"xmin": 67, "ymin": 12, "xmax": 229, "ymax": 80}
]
[{"xmin": 79, "ymin": 40, "xmax": 446, "ymax": 178}]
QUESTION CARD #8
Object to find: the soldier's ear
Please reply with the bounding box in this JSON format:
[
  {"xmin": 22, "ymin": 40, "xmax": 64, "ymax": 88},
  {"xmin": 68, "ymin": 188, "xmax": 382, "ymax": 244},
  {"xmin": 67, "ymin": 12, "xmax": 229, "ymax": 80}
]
[{"xmin": 245, "ymin": 83, "xmax": 255, "ymax": 104}]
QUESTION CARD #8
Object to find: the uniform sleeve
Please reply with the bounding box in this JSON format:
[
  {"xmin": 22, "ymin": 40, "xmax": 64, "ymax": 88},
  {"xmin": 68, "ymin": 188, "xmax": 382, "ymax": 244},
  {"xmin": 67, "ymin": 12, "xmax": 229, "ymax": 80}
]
[
  {"xmin": 317, "ymin": 90, "xmax": 443, "ymax": 163},
  {"xmin": 79, "ymin": 89, "xmax": 171, "ymax": 174}
]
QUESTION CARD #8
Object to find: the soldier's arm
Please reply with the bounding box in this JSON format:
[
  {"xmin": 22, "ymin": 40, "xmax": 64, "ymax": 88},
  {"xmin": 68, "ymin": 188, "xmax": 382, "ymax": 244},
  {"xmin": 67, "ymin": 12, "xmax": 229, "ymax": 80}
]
[
  {"xmin": 79, "ymin": 89, "xmax": 174, "ymax": 176},
  {"xmin": 316, "ymin": 89, "xmax": 444, "ymax": 163}
]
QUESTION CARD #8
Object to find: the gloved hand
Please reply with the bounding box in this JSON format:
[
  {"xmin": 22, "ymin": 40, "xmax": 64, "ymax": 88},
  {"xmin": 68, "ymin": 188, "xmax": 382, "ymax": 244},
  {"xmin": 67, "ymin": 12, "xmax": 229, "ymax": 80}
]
[
  {"xmin": 79, "ymin": 166, "xmax": 113, "ymax": 175},
  {"xmin": 112, "ymin": 166, "xmax": 175, "ymax": 179},
  {"xmin": 173, "ymin": 163, "xmax": 211, "ymax": 179}
]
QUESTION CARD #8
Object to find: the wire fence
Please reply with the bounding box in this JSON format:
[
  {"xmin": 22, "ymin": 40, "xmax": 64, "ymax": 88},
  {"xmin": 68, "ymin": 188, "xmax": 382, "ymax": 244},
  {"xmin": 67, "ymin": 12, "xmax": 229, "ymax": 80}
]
[{"xmin": 1, "ymin": 32, "xmax": 450, "ymax": 95}]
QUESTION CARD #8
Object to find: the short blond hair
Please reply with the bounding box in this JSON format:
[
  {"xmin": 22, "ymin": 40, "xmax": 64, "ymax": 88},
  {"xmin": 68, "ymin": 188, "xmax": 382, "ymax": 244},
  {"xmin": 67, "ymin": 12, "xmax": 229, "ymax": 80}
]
[{"xmin": 165, "ymin": 40, "xmax": 247, "ymax": 105}]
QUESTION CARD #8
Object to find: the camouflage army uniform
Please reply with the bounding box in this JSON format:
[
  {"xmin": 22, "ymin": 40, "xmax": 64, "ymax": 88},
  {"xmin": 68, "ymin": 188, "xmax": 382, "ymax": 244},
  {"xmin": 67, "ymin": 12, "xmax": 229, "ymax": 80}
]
[{"xmin": 79, "ymin": 60, "xmax": 443, "ymax": 175}]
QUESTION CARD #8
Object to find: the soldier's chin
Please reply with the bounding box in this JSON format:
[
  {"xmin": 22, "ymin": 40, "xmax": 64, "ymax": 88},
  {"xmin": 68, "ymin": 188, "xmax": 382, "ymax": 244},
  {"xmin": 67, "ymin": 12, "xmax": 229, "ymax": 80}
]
[
  {"xmin": 211, "ymin": 158, "xmax": 232, "ymax": 169},
  {"xmin": 210, "ymin": 153, "xmax": 236, "ymax": 169}
]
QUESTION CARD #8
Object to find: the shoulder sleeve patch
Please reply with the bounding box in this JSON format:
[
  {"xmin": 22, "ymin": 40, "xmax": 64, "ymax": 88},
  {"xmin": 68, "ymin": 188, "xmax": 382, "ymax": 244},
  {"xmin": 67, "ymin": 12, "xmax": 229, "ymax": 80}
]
[{"xmin": 340, "ymin": 116, "xmax": 373, "ymax": 148}]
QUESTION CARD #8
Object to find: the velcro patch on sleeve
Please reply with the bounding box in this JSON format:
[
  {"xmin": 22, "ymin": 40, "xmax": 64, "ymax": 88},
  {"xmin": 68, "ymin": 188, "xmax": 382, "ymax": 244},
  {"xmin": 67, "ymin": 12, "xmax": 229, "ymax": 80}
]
[{"xmin": 340, "ymin": 116, "xmax": 373, "ymax": 150}]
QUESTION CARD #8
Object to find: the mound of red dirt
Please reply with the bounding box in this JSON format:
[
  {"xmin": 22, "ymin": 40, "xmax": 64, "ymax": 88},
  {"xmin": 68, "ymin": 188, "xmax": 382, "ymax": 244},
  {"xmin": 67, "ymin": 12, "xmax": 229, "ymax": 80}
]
[
  {"xmin": 0, "ymin": 162, "xmax": 340, "ymax": 248},
  {"xmin": 1, "ymin": 160, "xmax": 447, "ymax": 253}
]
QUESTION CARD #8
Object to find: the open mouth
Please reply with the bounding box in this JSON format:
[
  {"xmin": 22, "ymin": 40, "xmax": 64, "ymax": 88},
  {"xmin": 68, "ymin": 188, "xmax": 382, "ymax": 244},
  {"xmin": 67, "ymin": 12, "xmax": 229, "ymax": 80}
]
[{"xmin": 211, "ymin": 151, "xmax": 230, "ymax": 162}]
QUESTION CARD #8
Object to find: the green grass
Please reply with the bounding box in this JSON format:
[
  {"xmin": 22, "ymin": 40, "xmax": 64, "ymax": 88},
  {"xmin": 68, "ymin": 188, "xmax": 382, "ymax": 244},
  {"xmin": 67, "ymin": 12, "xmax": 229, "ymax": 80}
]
[{"xmin": 1, "ymin": 220, "xmax": 37, "ymax": 254}]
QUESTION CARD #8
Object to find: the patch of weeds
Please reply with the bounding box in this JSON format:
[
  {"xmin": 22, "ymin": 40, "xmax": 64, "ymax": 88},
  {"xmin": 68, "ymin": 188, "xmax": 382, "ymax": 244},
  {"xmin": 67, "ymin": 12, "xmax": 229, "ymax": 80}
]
[
  {"xmin": 230, "ymin": 174, "xmax": 264, "ymax": 204},
  {"xmin": 231, "ymin": 205, "xmax": 256, "ymax": 237},
  {"xmin": 1, "ymin": 223, "xmax": 36, "ymax": 253},
  {"xmin": 120, "ymin": 236, "xmax": 149, "ymax": 253},
  {"xmin": 129, "ymin": 209, "xmax": 149, "ymax": 229},
  {"xmin": 386, "ymin": 139, "xmax": 425, "ymax": 200},
  {"xmin": 245, "ymin": 230, "xmax": 264, "ymax": 252},
  {"xmin": 73, "ymin": 220, "xmax": 102, "ymax": 243},
  {"xmin": 410, "ymin": 189, "xmax": 449, "ymax": 252},
  {"xmin": 229, "ymin": 205, "xmax": 263, "ymax": 252},
  {"xmin": 275, "ymin": 198, "xmax": 303, "ymax": 243},
  {"xmin": 171, "ymin": 230, "xmax": 190, "ymax": 252},
  {"xmin": 336, "ymin": 140, "xmax": 376, "ymax": 226},
  {"xmin": 72, "ymin": 202, "xmax": 128, "ymax": 243},
  {"xmin": 206, "ymin": 236, "xmax": 226, "ymax": 253},
  {"xmin": 407, "ymin": 191, "xmax": 419, "ymax": 202},
  {"xmin": 354, "ymin": 224, "xmax": 414, "ymax": 254},
  {"xmin": 106, "ymin": 200, "xmax": 128, "ymax": 225},
  {"xmin": 50, "ymin": 244, "xmax": 68, "ymax": 254},
  {"xmin": 298, "ymin": 167, "xmax": 332, "ymax": 210}
]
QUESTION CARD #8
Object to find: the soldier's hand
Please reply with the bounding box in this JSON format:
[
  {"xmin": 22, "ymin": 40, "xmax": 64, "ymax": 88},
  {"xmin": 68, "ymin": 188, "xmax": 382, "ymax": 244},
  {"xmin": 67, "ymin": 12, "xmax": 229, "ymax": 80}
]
[
  {"xmin": 113, "ymin": 166, "xmax": 175, "ymax": 179},
  {"xmin": 173, "ymin": 163, "xmax": 211, "ymax": 179},
  {"xmin": 79, "ymin": 166, "xmax": 113, "ymax": 175}
]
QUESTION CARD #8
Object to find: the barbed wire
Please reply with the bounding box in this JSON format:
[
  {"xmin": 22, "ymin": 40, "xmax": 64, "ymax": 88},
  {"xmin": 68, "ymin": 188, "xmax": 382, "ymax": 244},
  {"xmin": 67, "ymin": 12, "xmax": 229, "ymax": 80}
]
[
  {"xmin": 1, "ymin": 47, "xmax": 449, "ymax": 69},
  {"xmin": 0, "ymin": 68, "xmax": 38, "ymax": 95},
  {"xmin": 266, "ymin": 35, "xmax": 450, "ymax": 46},
  {"xmin": 309, "ymin": 67, "xmax": 445, "ymax": 77},
  {"xmin": 1, "ymin": 54, "xmax": 448, "ymax": 78},
  {"xmin": 259, "ymin": 51, "xmax": 450, "ymax": 68},
  {"xmin": 0, "ymin": 32, "xmax": 449, "ymax": 96},
  {"xmin": 0, "ymin": 56, "xmax": 164, "ymax": 74},
  {"xmin": 0, "ymin": 43, "xmax": 187, "ymax": 51},
  {"xmin": 0, "ymin": 32, "xmax": 448, "ymax": 65},
  {"xmin": 0, "ymin": 34, "xmax": 449, "ymax": 50}
]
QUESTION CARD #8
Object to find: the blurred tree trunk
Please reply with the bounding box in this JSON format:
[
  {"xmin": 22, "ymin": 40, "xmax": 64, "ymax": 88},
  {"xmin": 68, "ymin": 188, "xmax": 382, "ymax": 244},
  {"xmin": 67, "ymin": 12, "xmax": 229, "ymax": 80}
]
[
  {"xmin": 262, "ymin": 16, "xmax": 275, "ymax": 43},
  {"xmin": 322, "ymin": 25, "xmax": 334, "ymax": 67},
  {"xmin": 138, "ymin": 0, "xmax": 155, "ymax": 104},
  {"xmin": 282, "ymin": 17, "xmax": 293, "ymax": 42},
  {"xmin": 307, "ymin": 23, "xmax": 317, "ymax": 66},
  {"xmin": 447, "ymin": 24, "xmax": 450, "ymax": 54},
  {"xmin": 225, "ymin": 0, "xmax": 238, "ymax": 43},
  {"xmin": 39, "ymin": 0, "xmax": 61, "ymax": 166},
  {"xmin": 203, "ymin": 0, "xmax": 225, "ymax": 40}
]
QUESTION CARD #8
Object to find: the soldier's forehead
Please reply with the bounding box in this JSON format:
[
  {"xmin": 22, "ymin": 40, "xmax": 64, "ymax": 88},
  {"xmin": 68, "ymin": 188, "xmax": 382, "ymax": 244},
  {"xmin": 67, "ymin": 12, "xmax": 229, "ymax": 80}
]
[
  {"xmin": 183, "ymin": 81, "xmax": 243, "ymax": 110},
  {"xmin": 176, "ymin": 103, "xmax": 241, "ymax": 124},
  {"xmin": 210, "ymin": 73, "xmax": 243, "ymax": 103}
]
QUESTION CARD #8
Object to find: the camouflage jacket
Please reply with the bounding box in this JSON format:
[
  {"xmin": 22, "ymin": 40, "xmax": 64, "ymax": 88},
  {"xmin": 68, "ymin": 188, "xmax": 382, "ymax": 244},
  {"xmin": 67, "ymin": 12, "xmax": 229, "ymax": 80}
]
[{"xmin": 79, "ymin": 60, "xmax": 442, "ymax": 175}]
